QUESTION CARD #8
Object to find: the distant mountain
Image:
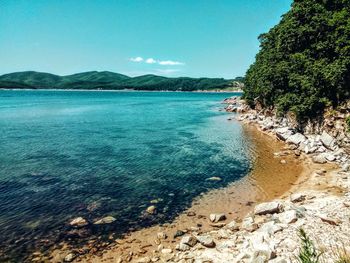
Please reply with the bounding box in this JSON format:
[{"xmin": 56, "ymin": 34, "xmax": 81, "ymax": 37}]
[{"xmin": 0, "ymin": 71, "xmax": 244, "ymax": 91}]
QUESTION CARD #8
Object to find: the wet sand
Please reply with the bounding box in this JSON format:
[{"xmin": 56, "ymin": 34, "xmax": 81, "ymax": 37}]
[{"xmin": 49, "ymin": 122, "xmax": 316, "ymax": 263}]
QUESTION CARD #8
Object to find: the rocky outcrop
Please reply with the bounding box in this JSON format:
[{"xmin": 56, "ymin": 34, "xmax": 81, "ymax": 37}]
[
  {"xmin": 168, "ymin": 192, "xmax": 350, "ymax": 263},
  {"xmin": 236, "ymin": 105, "xmax": 350, "ymax": 170}
]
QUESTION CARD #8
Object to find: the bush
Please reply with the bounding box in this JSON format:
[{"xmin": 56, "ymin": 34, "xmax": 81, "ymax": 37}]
[
  {"xmin": 243, "ymin": 0, "xmax": 350, "ymax": 121},
  {"xmin": 298, "ymin": 228, "xmax": 323, "ymax": 263}
]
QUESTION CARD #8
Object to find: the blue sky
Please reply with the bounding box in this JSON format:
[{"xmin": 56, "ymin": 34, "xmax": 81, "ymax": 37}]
[{"xmin": 0, "ymin": 0, "xmax": 292, "ymax": 78}]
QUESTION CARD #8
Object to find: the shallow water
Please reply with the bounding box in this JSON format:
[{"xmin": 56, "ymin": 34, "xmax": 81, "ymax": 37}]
[{"xmin": 0, "ymin": 90, "xmax": 251, "ymax": 261}]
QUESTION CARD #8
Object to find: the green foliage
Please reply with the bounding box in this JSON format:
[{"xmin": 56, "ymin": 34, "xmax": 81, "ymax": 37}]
[
  {"xmin": 346, "ymin": 116, "xmax": 350, "ymax": 131},
  {"xmin": 244, "ymin": 0, "xmax": 350, "ymax": 120},
  {"xmin": 0, "ymin": 71, "xmax": 242, "ymax": 91},
  {"xmin": 298, "ymin": 228, "xmax": 323, "ymax": 263}
]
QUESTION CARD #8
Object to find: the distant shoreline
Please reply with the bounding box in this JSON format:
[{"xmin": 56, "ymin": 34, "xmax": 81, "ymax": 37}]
[{"xmin": 0, "ymin": 88, "xmax": 243, "ymax": 93}]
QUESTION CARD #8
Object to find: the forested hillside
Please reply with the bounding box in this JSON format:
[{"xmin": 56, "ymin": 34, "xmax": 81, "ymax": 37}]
[
  {"xmin": 0, "ymin": 71, "xmax": 243, "ymax": 91},
  {"xmin": 244, "ymin": 0, "xmax": 350, "ymax": 120}
]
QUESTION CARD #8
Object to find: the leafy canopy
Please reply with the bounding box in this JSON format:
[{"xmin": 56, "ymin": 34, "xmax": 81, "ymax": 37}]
[{"xmin": 244, "ymin": 0, "xmax": 350, "ymax": 120}]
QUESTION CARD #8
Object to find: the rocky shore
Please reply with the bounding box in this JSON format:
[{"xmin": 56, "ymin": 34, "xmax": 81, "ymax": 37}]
[
  {"xmin": 50, "ymin": 98, "xmax": 350, "ymax": 263},
  {"xmin": 126, "ymin": 100, "xmax": 350, "ymax": 262}
]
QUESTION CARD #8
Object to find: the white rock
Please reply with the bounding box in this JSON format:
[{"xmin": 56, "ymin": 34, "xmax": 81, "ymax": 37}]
[
  {"xmin": 176, "ymin": 243, "xmax": 190, "ymax": 251},
  {"xmin": 312, "ymin": 154, "xmax": 327, "ymax": 164},
  {"xmin": 209, "ymin": 213, "xmax": 226, "ymax": 222},
  {"xmin": 196, "ymin": 235, "xmax": 216, "ymax": 248},
  {"xmin": 136, "ymin": 257, "xmax": 151, "ymax": 263},
  {"xmin": 180, "ymin": 235, "xmax": 197, "ymax": 247},
  {"xmin": 258, "ymin": 221, "xmax": 283, "ymax": 235},
  {"xmin": 320, "ymin": 131, "xmax": 336, "ymax": 149},
  {"xmin": 290, "ymin": 193, "xmax": 306, "ymax": 203},
  {"xmin": 275, "ymin": 128, "xmax": 294, "ymax": 141},
  {"xmin": 278, "ymin": 210, "xmax": 298, "ymax": 224},
  {"xmin": 241, "ymin": 216, "xmax": 258, "ymax": 232},
  {"xmin": 217, "ymin": 229, "xmax": 231, "ymax": 239},
  {"xmin": 325, "ymin": 153, "xmax": 336, "ymax": 162},
  {"xmin": 269, "ymin": 257, "xmax": 288, "ymax": 263},
  {"xmin": 226, "ymin": 220, "xmax": 239, "ymax": 231},
  {"xmin": 252, "ymin": 243, "xmax": 275, "ymax": 261},
  {"xmin": 161, "ymin": 248, "xmax": 172, "ymax": 254},
  {"xmin": 254, "ymin": 201, "xmax": 284, "ymax": 215},
  {"xmin": 286, "ymin": 133, "xmax": 306, "ymax": 145}
]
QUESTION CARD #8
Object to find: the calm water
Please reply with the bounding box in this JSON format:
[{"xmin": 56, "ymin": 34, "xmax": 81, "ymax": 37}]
[{"xmin": 0, "ymin": 90, "xmax": 251, "ymax": 261}]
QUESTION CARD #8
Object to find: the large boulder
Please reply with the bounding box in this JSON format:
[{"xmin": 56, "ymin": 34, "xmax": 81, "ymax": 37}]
[
  {"xmin": 286, "ymin": 133, "xmax": 306, "ymax": 145},
  {"xmin": 320, "ymin": 131, "xmax": 336, "ymax": 149},
  {"xmin": 275, "ymin": 127, "xmax": 294, "ymax": 141},
  {"xmin": 254, "ymin": 201, "xmax": 284, "ymax": 215}
]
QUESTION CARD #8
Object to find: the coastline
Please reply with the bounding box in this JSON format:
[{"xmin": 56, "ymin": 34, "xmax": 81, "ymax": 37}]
[
  {"xmin": 47, "ymin": 101, "xmax": 350, "ymax": 263},
  {"xmin": 49, "ymin": 116, "xmax": 313, "ymax": 263},
  {"xmin": 0, "ymin": 88, "xmax": 243, "ymax": 93}
]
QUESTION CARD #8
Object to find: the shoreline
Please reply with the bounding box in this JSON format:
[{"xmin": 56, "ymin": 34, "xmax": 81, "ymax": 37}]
[
  {"xmin": 49, "ymin": 116, "xmax": 313, "ymax": 263},
  {"xmin": 48, "ymin": 102, "xmax": 349, "ymax": 263},
  {"xmin": 0, "ymin": 88, "xmax": 243, "ymax": 93}
]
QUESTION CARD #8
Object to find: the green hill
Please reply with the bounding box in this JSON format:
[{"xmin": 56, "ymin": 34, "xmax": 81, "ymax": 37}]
[
  {"xmin": 0, "ymin": 71, "xmax": 242, "ymax": 91},
  {"xmin": 243, "ymin": 0, "xmax": 350, "ymax": 120}
]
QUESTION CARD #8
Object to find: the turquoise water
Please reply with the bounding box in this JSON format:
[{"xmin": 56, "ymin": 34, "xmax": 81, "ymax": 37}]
[{"xmin": 0, "ymin": 90, "xmax": 251, "ymax": 261}]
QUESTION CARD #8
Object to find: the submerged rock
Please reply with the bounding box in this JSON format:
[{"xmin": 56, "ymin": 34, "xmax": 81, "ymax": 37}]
[
  {"xmin": 146, "ymin": 205, "xmax": 156, "ymax": 214},
  {"xmin": 69, "ymin": 217, "xmax": 88, "ymax": 228},
  {"xmin": 206, "ymin": 176, "xmax": 222, "ymax": 181},
  {"xmin": 93, "ymin": 216, "xmax": 116, "ymax": 225}
]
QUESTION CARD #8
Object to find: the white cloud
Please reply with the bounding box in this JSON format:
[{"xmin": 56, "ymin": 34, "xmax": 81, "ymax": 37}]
[
  {"xmin": 129, "ymin": 56, "xmax": 185, "ymax": 66},
  {"xmin": 158, "ymin": 60, "xmax": 184, "ymax": 66},
  {"xmin": 129, "ymin": 57, "xmax": 143, "ymax": 62},
  {"xmin": 145, "ymin": 58, "xmax": 157, "ymax": 64}
]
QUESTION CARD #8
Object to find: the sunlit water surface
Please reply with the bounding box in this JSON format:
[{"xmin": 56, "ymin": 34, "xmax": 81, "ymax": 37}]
[{"xmin": 0, "ymin": 90, "xmax": 251, "ymax": 261}]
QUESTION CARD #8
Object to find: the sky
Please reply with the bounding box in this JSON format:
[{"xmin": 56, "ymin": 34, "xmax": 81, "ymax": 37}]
[{"xmin": 0, "ymin": 0, "xmax": 292, "ymax": 78}]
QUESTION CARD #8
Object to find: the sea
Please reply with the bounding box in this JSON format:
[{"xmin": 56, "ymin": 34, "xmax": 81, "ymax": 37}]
[{"xmin": 0, "ymin": 90, "xmax": 251, "ymax": 261}]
